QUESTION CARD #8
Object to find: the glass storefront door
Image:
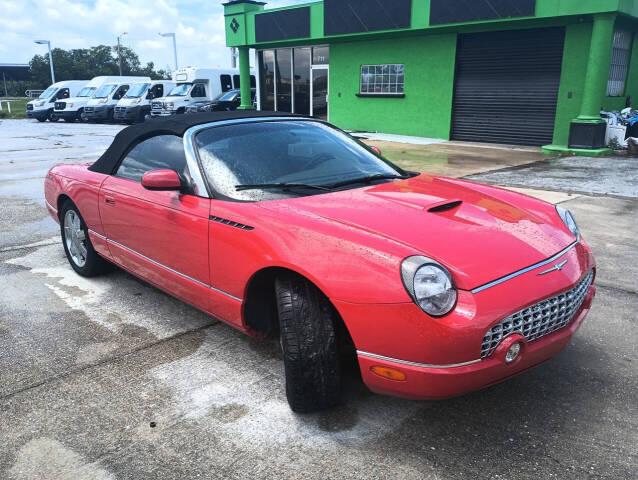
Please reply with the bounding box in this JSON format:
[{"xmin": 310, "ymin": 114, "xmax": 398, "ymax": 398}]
[
  {"xmin": 311, "ymin": 67, "xmax": 328, "ymax": 120},
  {"xmin": 259, "ymin": 46, "xmax": 328, "ymax": 117}
]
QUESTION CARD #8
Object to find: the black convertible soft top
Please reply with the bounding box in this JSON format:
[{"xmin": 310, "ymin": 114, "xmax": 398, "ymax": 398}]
[{"xmin": 88, "ymin": 110, "xmax": 304, "ymax": 174}]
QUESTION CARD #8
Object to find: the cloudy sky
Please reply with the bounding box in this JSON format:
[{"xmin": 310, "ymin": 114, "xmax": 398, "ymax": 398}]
[{"xmin": 0, "ymin": 0, "xmax": 307, "ymax": 70}]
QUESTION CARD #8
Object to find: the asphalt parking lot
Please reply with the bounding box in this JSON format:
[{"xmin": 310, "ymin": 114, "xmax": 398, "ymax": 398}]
[{"xmin": 1, "ymin": 119, "xmax": 637, "ymax": 479}]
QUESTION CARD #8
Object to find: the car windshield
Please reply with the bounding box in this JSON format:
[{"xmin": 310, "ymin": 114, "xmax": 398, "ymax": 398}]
[
  {"xmin": 195, "ymin": 120, "xmax": 405, "ymax": 201},
  {"xmin": 94, "ymin": 84, "xmax": 117, "ymax": 98},
  {"xmin": 39, "ymin": 87, "xmax": 58, "ymax": 99},
  {"xmin": 218, "ymin": 90, "xmax": 239, "ymax": 102},
  {"xmin": 77, "ymin": 87, "xmax": 96, "ymax": 98},
  {"xmin": 168, "ymin": 83, "xmax": 192, "ymax": 96},
  {"xmin": 124, "ymin": 83, "xmax": 150, "ymax": 98}
]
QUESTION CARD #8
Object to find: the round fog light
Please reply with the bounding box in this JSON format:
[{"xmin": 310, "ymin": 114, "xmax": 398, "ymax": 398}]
[{"xmin": 505, "ymin": 342, "xmax": 521, "ymax": 363}]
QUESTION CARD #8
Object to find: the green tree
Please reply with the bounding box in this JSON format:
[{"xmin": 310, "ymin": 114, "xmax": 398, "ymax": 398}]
[{"xmin": 27, "ymin": 44, "xmax": 169, "ymax": 89}]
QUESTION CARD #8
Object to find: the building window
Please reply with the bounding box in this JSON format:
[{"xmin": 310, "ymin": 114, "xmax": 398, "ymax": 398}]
[
  {"xmin": 607, "ymin": 29, "xmax": 633, "ymax": 97},
  {"xmin": 360, "ymin": 64, "xmax": 404, "ymax": 95}
]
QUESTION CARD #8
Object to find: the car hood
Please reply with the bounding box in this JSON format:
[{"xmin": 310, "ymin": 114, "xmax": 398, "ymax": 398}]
[{"xmin": 259, "ymin": 174, "xmax": 575, "ymax": 290}]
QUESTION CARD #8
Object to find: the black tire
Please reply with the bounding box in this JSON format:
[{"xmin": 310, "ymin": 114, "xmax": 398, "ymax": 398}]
[
  {"xmin": 275, "ymin": 275, "xmax": 342, "ymax": 413},
  {"xmin": 60, "ymin": 200, "xmax": 109, "ymax": 277}
]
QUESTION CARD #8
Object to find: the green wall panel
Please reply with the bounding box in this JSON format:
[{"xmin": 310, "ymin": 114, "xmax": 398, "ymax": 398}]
[{"xmin": 328, "ymin": 34, "xmax": 457, "ymax": 139}]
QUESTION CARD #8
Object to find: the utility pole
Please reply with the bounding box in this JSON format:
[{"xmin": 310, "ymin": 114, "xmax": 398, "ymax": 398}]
[
  {"xmin": 231, "ymin": 48, "xmax": 238, "ymax": 69},
  {"xmin": 159, "ymin": 33, "xmax": 178, "ymax": 72},
  {"xmin": 34, "ymin": 40, "xmax": 55, "ymax": 84},
  {"xmin": 117, "ymin": 32, "xmax": 127, "ymax": 75}
]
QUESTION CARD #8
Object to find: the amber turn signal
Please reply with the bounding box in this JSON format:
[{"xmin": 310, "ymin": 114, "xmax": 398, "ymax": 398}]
[{"xmin": 370, "ymin": 365, "xmax": 407, "ymax": 381}]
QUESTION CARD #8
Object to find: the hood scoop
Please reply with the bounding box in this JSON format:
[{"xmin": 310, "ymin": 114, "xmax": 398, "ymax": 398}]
[{"xmin": 428, "ymin": 200, "xmax": 463, "ymax": 213}]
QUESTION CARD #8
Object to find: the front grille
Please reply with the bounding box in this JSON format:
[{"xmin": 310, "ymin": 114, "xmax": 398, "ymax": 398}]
[
  {"xmin": 481, "ymin": 270, "xmax": 594, "ymax": 358},
  {"xmin": 27, "ymin": 104, "xmax": 33, "ymax": 110},
  {"xmin": 152, "ymin": 101, "xmax": 164, "ymax": 110},
  {"xmin": 54, "ymin": 101, "xmax": 66, "ymax": 110},
  {"xmin": 115, "ymin": 107, "xmax": 126, "ymax": 113}
]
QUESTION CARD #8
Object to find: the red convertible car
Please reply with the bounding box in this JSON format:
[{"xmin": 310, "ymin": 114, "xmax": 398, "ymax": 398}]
[{"xmin": 44, "ymin": 112, "xmax": 596, "ymax": 412}]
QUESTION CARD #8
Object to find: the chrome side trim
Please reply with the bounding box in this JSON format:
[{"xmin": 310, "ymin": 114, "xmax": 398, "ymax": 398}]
[
  {"xmin": 45, "ymin": 199, "xmax": 58, "ymax": 213},
  {"xmin": 357, "ymin": 350, "xmax": 482, "ymax": 369},
  {"xmin": 88, "ymin": 229, "xmax": 107, "ymax": 241},
  {"xmin": 90, "ymin": 230, "xmax": 242, "ymax": 302},
  {"xmin": 471, "ymin": 241, "xmax": 580, "ymax": 294}
]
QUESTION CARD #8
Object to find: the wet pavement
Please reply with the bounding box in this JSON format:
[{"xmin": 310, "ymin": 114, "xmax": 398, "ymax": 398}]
[
  {"xmin": 1, "ymin": 120, "xmax": 637, "ymax": 479},
  {"xmin": 465, "ymin": 156, "xmax": 638, "ymax": 200}
]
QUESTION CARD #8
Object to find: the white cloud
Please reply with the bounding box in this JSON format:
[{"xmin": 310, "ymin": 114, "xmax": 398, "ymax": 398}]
[{"xmin": 0, "ymin": 0, "xmax": 310, "ymax": 73}]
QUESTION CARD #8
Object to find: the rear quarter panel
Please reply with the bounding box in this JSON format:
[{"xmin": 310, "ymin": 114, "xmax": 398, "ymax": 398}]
[{"xmin": 45, "ymin": 164, "xmax": 110, "ymax": 256}]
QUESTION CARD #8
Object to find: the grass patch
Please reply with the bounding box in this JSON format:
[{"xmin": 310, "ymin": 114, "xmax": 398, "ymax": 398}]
[{"xmin": 0, "ymin": 98, "xmax": 29, "ymax": 119}]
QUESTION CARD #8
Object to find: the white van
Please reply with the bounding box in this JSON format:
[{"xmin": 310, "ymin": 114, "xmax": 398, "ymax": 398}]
[
  {"xmin": 53, "ymin": 76, "xmax": 128, "ymax": 122},
  {"xmin": 151, "ymin": 67, "xmax": 255, "ymax": 117},
  {"xmin": 114, "ymin": 80, "xmax": 176, "ymax": 123},
  {"xmin": 83, "ymin": 76, "xmax": 151, "ymax": 122},
  {"xmin": 26, "ymin": 80, "xmax": 88, "ymax": 122}
]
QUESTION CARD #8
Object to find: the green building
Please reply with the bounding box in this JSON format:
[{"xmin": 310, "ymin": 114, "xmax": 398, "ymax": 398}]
[{"xmin": 224, "ymin": 0, "xmax": 638, "ymax": 155}]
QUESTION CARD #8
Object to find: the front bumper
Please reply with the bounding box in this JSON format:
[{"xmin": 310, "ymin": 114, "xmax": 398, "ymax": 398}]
[
  {"xmin": 84, "ymin": 105, "xmax": 112, "ymax": 121},
  {"xmin": 27, "ymin": 108, "xmax": 51, "ymax": 120},
  {"xmin": 151, "ymin": 109, "xmax": 176, "ymax": 117},
  {"xmin": 335, "ymin": 241, "xmax": 596, "ymax": 400},
  {"xmin": 114, "ymin": 105, "xmax": 148, "ymax": 121},
  {"xmin": 355, "ymin": 286, "xmax": 594, "ymax": 400},
  {"xmin": 53, "ymin": 110, "xmax": 80, "ymax": 121}
]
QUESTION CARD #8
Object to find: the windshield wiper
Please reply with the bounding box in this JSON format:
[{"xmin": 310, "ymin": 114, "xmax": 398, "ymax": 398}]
[
  {"xmin": 235, "ymin": 183, "xmax": 334, "ymax": 192},
  {"xmin": 325, "ymin": 173, "xmax": 412, "ymax": 189}
]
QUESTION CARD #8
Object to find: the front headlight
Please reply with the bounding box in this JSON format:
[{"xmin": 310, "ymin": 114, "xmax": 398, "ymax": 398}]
[
  {"xmin": 166, "ymin": 102, "xmax": 174, "ymax": 109},
  {"xmin": 67, "ymin": 103, "xmax": 73, "ymax": 108},
  {"xmin": 36, "ymin": 101, "xmax": 45, "ymax": 107},
  {"xmin": 401, "ymin": 256, "xmax": 457, "ymax": 317},
  {"xmin": 99, "ymin": 98, "xmax": 108, "ymax": 103},
  {"xmin": 556, "ymin": 206, "xmax": 580, "ymax": 240}
]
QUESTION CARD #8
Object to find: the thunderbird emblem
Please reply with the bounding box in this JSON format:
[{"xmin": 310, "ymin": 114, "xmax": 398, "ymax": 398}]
[{"xmin": 537, "ymin": 259, "xmax": 568, "ymax": 276}]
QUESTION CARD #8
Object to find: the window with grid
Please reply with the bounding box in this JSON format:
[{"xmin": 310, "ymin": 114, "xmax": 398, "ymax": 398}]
[
  {"xmin": 607, "ymin": 29, "xmax": 633, "ymax": 97},
  {"xmin": 360, "ymin": 64, "xmax": 404, "ymax": 95}
]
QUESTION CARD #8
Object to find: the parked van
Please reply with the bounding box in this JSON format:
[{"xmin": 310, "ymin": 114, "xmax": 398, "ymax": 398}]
[
  {"xmin": 151, "ymin": 67, "xmax": 255, "ymax": 117},
  {"xmin": 53, "ymin": 76, "xmax": 127, "ymax": 122},
  {"xmin": 83, "ymin": 76, "xmax": 151, "ymax": 122},
  {"xmin": 26, "ymin": 80, "xmax": 88, "ymax": 122},
  {"xmin": 114, "ymin": 80, "xmax": 175, "ymax": 123}
]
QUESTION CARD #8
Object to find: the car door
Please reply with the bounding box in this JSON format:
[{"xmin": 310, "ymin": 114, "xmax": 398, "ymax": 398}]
[{"xmin": 99, "ymin": 134, "xmax": 211, "ymax": 312}]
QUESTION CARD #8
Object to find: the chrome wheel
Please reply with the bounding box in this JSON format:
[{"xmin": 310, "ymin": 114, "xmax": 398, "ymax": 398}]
[{"xmin": 64, "ymin": 209, "xmax": 87, "ymax": 267}]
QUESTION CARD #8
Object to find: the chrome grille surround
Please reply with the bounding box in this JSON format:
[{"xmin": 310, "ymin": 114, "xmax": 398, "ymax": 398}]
[{"xmin": 481, "ymin": 270, "xmax": 594, "ymax": 358}]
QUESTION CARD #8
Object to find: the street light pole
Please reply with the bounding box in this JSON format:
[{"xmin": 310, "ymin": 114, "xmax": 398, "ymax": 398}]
[
  {"xmin": 117, "ymin": 32, "xmax": 127, "ymax": 75},
  {"xmin": 159, "ymin": 33, "xmax": 178, "ymax": 71},
  {"xmin": 34, "ymin": 40, "xmax": 55, "ymax": 84}
]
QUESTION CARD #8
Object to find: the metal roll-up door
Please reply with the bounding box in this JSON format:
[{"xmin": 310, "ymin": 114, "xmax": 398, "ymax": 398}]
[{"xmin": 451, "ymin": 27, "xmax": 565, "ymax": 146}]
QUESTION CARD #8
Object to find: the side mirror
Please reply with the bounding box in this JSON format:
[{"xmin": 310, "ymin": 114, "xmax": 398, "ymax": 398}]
[
  {"xmin": 141, "ymin": 169, "xmax": 182, "ymax": 191},
  {"xmin": 370, "ymin": 146, "xmax": 382, "ymax": 156}
]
